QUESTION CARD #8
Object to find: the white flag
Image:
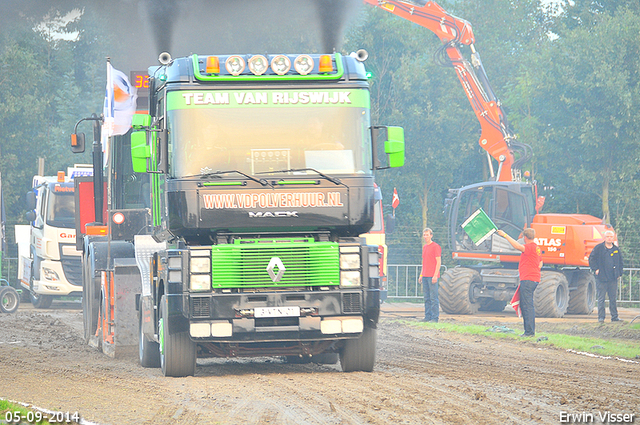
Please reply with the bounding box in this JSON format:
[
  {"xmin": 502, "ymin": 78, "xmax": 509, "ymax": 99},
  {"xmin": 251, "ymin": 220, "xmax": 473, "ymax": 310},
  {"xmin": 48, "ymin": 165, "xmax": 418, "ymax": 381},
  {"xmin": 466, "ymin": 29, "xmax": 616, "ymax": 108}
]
[{"xmin": 103, "ymin": 62, "xmax": 138, "ymax": 137}]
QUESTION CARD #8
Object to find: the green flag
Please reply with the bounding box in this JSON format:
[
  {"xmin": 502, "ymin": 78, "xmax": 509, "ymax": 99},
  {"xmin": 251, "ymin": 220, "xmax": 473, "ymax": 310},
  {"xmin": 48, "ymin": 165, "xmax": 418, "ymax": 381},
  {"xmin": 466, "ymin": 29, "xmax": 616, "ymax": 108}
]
[{"xmin": 461, "ymin": 208, "xmax": 498, "ymax": 245}]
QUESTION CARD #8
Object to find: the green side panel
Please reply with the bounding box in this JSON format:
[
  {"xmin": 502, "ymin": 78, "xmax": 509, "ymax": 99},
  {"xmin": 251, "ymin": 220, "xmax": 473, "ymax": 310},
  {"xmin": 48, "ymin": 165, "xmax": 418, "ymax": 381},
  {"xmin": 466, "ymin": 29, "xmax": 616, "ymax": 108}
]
[{"xmin": 211, "ymin": 239, "xmax": 339, "ymax": 288}]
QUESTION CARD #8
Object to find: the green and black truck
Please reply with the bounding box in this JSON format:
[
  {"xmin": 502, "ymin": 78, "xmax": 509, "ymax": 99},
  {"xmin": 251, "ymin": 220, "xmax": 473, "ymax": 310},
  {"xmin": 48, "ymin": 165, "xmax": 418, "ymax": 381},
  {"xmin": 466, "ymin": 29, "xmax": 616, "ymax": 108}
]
[{"xmin": 71, "ymin": 51, "xmax": 404, "ymax": 377}]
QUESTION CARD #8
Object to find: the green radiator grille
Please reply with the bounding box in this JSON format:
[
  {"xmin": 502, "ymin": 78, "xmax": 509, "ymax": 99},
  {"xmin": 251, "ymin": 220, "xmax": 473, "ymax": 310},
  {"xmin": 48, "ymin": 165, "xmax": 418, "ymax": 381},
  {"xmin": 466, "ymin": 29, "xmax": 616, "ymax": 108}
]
[{"xmin": 211, "ymin": 238, "xmax": 339, "ymax": 288}]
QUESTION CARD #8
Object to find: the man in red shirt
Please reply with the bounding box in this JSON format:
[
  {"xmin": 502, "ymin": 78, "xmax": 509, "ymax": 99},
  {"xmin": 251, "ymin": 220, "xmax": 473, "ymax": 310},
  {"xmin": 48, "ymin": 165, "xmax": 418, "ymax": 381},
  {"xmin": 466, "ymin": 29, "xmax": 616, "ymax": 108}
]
[
  {"xmin": 419, "ymin": 228, "xmax": 442, "ymax": 322},
  {"xmin": 497, "ymin": 228, "xmax": 542, "ymax": 336}
]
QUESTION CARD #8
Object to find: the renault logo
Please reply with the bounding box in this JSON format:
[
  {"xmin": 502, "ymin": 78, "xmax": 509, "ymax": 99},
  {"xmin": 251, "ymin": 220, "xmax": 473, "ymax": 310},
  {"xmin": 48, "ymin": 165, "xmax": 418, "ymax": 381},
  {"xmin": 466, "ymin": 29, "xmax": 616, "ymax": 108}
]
[{"xmin": 266, "ymin": 257, "xmax": 286, "ymax": 282}]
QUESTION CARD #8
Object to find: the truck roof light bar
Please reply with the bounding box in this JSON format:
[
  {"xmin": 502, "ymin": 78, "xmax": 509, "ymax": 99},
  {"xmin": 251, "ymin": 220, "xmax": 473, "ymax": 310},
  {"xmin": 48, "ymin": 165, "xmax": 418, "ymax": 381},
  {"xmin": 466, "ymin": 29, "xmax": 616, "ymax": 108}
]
[{"xmin": 193, "ymin": 54, "xmax": 344, "ymax": 81}]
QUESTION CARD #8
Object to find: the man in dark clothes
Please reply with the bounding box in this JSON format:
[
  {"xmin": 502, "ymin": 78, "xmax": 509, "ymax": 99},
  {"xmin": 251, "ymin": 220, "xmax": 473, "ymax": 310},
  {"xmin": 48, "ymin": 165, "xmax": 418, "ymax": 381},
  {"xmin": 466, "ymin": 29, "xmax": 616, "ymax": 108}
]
[
  {"xmin": 589, "ymin": 230, "xmax": 624, "ymax": 323},
  {"xmin": 497, "ymin": 228, "xmax": 542, "ymax": 337}
]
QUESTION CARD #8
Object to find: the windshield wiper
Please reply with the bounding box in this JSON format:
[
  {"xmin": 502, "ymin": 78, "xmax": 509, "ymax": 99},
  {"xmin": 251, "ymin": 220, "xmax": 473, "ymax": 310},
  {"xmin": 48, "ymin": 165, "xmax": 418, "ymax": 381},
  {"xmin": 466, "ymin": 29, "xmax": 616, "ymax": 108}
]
[
  {"xmin": 185, "ymin": 170, "xmax": 272, "ymax": 187},
  {"xmin": 257, "ymin": 168, "xmax": 346, "ymax": 187}
]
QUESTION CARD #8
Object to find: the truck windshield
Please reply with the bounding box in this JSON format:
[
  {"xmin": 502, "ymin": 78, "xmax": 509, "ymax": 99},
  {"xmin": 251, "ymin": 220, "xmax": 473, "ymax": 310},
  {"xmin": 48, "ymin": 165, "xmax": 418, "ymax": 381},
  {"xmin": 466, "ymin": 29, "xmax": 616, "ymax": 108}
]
[
  {"xmin": 46, "ymin": 188, "xmax": 75, "ymax": 229},
  {"xmin": 166, "ymin": 89, "xmax": 372, "ymax": 178}
]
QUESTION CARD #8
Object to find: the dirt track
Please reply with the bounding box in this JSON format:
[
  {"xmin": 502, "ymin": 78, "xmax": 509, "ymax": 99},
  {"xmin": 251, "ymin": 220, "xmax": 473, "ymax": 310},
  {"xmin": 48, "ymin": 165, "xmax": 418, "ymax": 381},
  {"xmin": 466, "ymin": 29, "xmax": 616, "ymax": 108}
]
[{"xmin": 1, "ymin": 301, "xmax": 639, "ymax": 425}]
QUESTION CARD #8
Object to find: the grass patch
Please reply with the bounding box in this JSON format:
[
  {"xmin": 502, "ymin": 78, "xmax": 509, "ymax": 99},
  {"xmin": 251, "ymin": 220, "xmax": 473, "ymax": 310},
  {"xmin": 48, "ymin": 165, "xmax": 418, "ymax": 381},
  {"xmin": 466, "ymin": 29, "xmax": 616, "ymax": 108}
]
[
  {"xmin": 407, "ymin": 320, "xmax": 640, "ymax": 360},
  {"xmin": 0, "ymin": 399, "xmax": 79, "ymax": 425}
]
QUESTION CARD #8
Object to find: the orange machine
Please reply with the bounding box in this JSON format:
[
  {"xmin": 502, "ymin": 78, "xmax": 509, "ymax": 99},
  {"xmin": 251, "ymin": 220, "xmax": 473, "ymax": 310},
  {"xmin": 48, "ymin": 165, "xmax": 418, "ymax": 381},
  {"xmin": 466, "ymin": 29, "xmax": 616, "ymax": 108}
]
[{"xmin": 365, "ymin": 0, "xmax": 611, "ymax": 317}]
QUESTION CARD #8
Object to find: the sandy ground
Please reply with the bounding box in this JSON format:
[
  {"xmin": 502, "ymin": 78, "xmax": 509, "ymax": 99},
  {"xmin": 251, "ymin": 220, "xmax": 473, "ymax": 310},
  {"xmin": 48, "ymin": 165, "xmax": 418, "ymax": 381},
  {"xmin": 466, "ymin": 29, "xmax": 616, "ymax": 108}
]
[{"xmin": 1, "ymin": 300, "xmax": 639, "ymax": 425}]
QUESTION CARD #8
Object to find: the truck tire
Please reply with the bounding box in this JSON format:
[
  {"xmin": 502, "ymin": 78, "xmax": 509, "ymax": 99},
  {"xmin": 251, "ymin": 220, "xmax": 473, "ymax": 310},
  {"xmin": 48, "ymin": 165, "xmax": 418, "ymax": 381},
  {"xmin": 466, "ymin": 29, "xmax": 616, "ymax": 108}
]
[
  {"xmin": 339, "ymin": 327, "xmax": 376, "ymax": 372},
  {"xmin": 534, "ymin": 271, "xmax": 569, "ymax": 318},
  {"xmin": 82, "ymin": 249, "xmax": 100, "ymax": 343},
  {"xmin": 139, "ymin": 309, "xmax": 160, "ymax": 368},
  {"xmin": 29, "ymin": 259, "xmax": 52, "ymax": 309},
  {"xmin": 159, "ymin": 295, "xmax": 196, "ymax": 377},
  {"xmin": 0, "ymin": 287, "xmax": 20, "ymax": 314},
  {"xmin": 439, "ymin": 268, "xmax": 481, "ymax": 314},
  {"xmin": 30, "ymin": 292, "xmax": 53, "ymax": 309},
  {"xmin": 567, "ymin": 270, "xmax": 596, "ymax": 314}
]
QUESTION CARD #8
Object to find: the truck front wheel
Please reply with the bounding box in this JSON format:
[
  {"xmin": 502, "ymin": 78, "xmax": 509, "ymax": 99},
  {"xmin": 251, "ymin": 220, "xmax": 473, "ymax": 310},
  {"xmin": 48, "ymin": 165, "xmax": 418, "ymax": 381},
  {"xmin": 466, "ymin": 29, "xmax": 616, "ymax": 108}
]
[
  {"xmin": 82, "ymin": 251, "xmax": 100, "ymax": 343},
  {"xmin": 159, "ymin": 295, "xmax": 196, "ymax": 377},
  {"xmin": 339, "ymin": 327, "xmax": 376, "ymax": 372},
  {"xmin": 29, "ymin": 260, "xmax": 52, "ymax": 309},
  {"xmin": 139, "ymin": 309, "xmax": 160, "ymax": 368},
  {"xmin": 30, "ymin": 291, "xmax": 53, "ymax": 309}
]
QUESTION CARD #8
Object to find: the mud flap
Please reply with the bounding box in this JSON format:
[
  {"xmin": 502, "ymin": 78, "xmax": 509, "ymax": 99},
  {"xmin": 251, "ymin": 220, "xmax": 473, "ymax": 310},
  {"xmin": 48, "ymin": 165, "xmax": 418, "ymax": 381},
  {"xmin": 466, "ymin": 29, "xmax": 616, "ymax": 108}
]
[{"xmin": 101, "ymin": 258, "xmax": 142, "ymax": 358}]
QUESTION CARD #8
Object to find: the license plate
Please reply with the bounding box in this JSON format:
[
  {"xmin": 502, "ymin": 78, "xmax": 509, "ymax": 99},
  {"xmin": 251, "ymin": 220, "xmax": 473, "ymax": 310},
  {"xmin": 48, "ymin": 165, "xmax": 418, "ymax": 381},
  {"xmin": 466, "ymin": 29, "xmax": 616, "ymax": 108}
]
[{"xmin": 254, "ymin": 306, "xmax": 300, "ymax": 318}]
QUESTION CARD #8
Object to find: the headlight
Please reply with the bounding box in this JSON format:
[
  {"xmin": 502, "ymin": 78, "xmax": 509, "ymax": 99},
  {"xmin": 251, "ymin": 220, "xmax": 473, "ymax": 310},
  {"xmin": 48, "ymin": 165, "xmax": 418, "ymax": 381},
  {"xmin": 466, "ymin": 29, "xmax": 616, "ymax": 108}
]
[
  {"xmin": 42, "ymin": 267, "xmax": 60, "ymax": 282},
  {"xmin": 190, "ymin": 274, "xmax": 211, "ymax": 291},
  {"xmin": 225, "ymin": 56, "xmax": 245, "ymax": 76},
  {"xmin": 294, "ymin": 55, "xmax": 314, "ymax": 75},
  {"xmin": 340, "ymin": 253, "xmax": 360, "ymax": 270},
  {"xmin": 169, "ymin": 270, "xmax": 182, "ymax": 283},
  {"xmin": 271, "ymin": 55, "xmax": 291, "ymax": 75},
  {"xmin": 168, "ymin": 257, "xmax": 182, "ymax": 268},
  {"xmin": 191, "ymin": 257, "xmax": 211, "ymax": 273},
  {"xmin": 248, "ymin": 55, "xmax": 268, "ymax": 75},
  {"xmin": 340, "ymin": 271, "xmax": 361, "ymax": 288}
]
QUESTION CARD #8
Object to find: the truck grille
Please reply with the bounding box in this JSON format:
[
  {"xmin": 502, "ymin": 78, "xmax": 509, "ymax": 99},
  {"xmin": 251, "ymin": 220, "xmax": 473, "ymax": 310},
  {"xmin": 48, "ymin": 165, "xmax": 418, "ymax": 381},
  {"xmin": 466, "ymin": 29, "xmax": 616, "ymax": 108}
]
[
  {"xmin": 342, "ymin": 292, "xmax": 362, "ymax": 313},
  {"xmin": 59, "ymin": 243, "xmax": 82, "ymax": 287},
  {"xmin": 191, "ymin": 297, "xmax": 211, "ymax": 318},
  {"xmin": 61, "ymin": 257, "xmax": 82, "ymax": 286},
  {"xmin": 211, "ymin": 238, "xmax": 339, "ymax": 288}
]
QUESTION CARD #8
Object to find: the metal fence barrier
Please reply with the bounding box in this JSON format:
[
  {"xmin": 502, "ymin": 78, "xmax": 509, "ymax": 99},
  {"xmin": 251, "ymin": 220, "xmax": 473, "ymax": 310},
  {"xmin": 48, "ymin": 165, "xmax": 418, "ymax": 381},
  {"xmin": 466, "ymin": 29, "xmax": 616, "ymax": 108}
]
[
  {"xmin": 387, "ymin": 264, "xmax": 640, "ymax": 306},
  {"xmin": 0, "ymin": 256, "xmax": 18, "ymax": 286},
  {"xmin": 4, "ymin": 256, "xmax": 639, "ymax": 306}
]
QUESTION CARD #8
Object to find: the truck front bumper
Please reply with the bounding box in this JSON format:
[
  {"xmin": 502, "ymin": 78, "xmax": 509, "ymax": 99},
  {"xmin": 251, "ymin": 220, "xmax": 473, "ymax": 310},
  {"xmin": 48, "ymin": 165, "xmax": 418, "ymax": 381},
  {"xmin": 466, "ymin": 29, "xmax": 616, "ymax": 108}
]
[
  {"xmin": 31, "ymin": 260, "xmax": 83, "ymax": 296},
  {"xmin": 169, "ymin": 289, "xmax": 380, "ymax": 342}
]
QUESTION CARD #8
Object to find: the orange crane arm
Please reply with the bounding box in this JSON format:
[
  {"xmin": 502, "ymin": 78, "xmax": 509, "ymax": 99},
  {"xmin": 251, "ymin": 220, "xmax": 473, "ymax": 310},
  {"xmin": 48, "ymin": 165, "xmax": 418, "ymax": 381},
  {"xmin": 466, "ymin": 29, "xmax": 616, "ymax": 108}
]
[{"xmin": 363, "ymin": 0, "xmax": 523, "ymax": 182}]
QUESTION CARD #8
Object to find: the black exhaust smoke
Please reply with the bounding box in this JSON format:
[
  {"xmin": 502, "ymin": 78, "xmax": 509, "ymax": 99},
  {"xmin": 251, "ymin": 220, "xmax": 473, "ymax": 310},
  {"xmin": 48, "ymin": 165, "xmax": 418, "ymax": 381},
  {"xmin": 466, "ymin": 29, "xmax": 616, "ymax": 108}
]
[
  {"xmin": 1, "ymin": 0, "xmax": 364, "ymax": 70},
  {"xmin": 313, "ymin": 0, "xmax": 361, "ymax": 53},
  {"xmin": 141, "ymin": 0, "xmax": 179, "ymax": 55}
]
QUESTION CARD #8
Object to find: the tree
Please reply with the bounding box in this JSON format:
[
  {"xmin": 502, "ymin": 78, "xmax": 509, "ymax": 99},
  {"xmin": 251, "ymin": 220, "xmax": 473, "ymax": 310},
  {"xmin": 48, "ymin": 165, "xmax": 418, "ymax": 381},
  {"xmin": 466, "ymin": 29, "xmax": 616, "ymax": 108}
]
[{"xmin": 0, "ymin": 8, "xmax": 107, "ymax": 251}]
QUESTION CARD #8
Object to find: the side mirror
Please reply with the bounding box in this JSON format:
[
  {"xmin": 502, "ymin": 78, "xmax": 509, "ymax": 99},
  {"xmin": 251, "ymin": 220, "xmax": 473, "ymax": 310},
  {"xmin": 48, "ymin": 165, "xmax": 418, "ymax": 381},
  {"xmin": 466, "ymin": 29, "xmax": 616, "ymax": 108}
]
[
  {"xmin": 385, "ymin": 126, "xmax": 405, "ymax": 168},
  {"xmin": 130, "ymin": 114, "xmax": 152, "ymax": 173},
  {"xmin": 385, "ymin": 214, "xmax": 396, "ymax": 234},
  {"xmin": 71, "ymin": 133, "xmax": 85, "ymax": 154},
  {"xmin": 372, "ymin": 125, "xmax": 405, "ymax": 169},
  {"xmin": 25, "ymin": 210, "xmax": 36, "ymax": 222},
  {"xmin": 25, "ymin": 191, "xmax": 37, "ymax": 210},
  {"xmin": 131, "ymin": 131, "xmax": 151, "ymax": 173},
  {"xmin": 157, "ymin": 128, "xmax": 169, "ymax": 174}
]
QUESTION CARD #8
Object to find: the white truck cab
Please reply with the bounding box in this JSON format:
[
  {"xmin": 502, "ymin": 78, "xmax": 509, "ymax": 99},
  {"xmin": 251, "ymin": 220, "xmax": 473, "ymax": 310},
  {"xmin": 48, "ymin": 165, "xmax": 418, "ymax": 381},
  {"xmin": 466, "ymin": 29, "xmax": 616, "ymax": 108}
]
[{"xmin": 17, "ymin": 165, "xmax": 92, "ymax": 308}]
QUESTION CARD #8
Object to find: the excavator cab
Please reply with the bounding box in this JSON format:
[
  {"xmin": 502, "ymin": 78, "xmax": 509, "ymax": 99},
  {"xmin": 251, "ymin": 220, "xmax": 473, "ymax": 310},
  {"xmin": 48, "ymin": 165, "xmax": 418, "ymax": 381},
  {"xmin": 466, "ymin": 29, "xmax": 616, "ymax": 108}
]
[{"xmin": 448, "ymin": 181, "xmax": 535, "ymax": 255}]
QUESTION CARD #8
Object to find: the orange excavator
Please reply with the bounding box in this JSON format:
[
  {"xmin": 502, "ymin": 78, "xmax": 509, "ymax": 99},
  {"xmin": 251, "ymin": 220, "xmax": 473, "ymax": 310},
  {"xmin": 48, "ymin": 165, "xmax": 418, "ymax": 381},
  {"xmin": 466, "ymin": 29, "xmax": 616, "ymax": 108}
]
[{"xmin": 364, "ymin": 0, "xmax": 611, "ymax": 317}]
